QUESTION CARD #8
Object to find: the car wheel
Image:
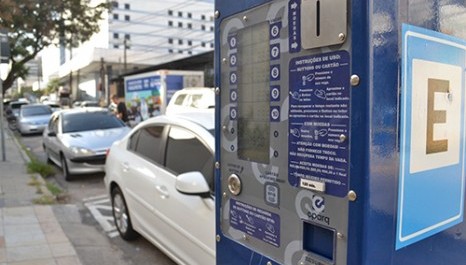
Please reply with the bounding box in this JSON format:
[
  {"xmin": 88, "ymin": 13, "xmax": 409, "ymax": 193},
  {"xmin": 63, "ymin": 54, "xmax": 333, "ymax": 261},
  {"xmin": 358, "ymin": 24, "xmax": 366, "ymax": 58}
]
[
  {"xmin": 61, "ymin": 155, "xmax": 72, "ymax": 181},
  {"xmin": 111, "ymin": 186, "xmax": 138, "ymax": 240}
]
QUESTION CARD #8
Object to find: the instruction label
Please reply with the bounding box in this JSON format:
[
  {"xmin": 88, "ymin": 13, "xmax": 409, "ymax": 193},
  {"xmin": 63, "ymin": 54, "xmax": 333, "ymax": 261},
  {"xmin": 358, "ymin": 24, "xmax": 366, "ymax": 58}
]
[
  {"xmin": 288, "ymin": 51, "xmax": 350, "ymax": 197},
  {"xmin": 230, "ymin": 199, "xmax": 280, "ymax": 247}
]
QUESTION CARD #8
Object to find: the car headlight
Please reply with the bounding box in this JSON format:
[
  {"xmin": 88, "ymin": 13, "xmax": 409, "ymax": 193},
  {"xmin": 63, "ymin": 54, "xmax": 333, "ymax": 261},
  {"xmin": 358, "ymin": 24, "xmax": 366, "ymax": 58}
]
[{"xmin": 69, "ymin": 146, "xmax": 95, "ymax": 156}]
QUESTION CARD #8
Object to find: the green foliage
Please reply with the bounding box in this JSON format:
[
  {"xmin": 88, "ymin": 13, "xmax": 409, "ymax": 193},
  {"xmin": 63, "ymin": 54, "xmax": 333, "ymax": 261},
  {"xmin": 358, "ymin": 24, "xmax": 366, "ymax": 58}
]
[
  {"xmin": 45, "ymin": 78, "xmax": 61, "ymax": 94},
  {"xmin": 46, "ymin": 182, "xmax": 62, "ymax": 196},
  {"xmin": 0, "ymin": 0, "xmax": 110, "ymax": 94},
  {"xmin": 27, "ymin": 159, "xmax": 55, "ymax": 178}
]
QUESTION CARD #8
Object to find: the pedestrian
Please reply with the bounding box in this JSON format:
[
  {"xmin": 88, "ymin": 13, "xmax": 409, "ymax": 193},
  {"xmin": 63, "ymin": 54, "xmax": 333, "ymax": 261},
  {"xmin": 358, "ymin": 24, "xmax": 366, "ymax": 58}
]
[{"xmin": 110, "ymin": 94, "xmax": 129, "ymax": 125}]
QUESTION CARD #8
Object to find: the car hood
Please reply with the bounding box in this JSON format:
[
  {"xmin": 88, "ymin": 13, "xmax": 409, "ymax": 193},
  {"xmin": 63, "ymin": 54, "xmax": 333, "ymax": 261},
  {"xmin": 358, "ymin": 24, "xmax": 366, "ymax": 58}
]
[
  {"xmin": 60, "ymin": 127, "xmax": 130, "ymax": 152},
  {"xmin": 19, "ymin": 115, "xmax": 51, "ymax": 124}
]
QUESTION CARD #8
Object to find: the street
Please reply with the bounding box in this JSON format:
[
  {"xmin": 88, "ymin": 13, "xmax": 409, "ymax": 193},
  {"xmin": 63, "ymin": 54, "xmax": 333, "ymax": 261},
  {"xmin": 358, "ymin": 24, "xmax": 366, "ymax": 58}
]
[{"xmin": 18, "ymin": 133, "xmax": 176, "ymax": 265}]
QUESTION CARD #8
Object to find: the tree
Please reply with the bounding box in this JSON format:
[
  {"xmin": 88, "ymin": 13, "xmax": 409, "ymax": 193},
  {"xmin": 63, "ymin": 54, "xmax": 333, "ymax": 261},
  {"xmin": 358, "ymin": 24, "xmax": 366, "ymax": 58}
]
[{"xmin": 0, "ymin": 0, "xmax": 110, "ymax": 95}]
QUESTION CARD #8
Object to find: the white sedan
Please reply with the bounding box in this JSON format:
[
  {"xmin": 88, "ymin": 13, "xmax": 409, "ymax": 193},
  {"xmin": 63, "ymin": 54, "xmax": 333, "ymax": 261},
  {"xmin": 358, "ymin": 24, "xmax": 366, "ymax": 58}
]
[{"xmin": 104, "ymin": 113, "xmax": 215, "ymax": 265}]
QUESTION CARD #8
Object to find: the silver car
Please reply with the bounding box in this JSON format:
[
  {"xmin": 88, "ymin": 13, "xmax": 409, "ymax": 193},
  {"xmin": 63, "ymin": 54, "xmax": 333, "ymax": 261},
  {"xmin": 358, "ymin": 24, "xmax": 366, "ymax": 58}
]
[
  {"xmin": 43, "ymin": 107, "xmax": 131, "ymax": 180},
  {"xmin": 17, "ymin": 104, "xmax": 53, "ymax": 135}
]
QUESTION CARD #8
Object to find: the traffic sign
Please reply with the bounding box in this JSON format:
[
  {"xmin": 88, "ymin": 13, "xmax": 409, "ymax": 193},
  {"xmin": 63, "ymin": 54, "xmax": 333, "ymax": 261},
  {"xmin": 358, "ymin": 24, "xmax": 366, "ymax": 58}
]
[{"xmin": 397, "ymin": 24, "xmax": 466, "ymax": 250}]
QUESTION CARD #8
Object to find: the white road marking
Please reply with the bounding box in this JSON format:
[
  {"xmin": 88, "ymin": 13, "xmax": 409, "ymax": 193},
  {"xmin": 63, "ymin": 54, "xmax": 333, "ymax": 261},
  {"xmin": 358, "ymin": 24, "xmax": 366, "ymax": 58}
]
[{"xmin": 84, "ymin": 195, "xmax": 120, "ymax": 238}]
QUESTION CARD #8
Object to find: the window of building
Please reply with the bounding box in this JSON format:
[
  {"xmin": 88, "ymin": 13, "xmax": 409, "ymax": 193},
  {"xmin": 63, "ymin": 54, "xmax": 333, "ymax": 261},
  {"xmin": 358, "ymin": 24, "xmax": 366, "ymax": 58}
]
[
  {"xmin": 188, "ymin": 40, "xmax": 192, "ymax": 46},
  {"xmin": 124, "ymin": 34, "xmax": 130, "ymax": 40},
  {"xmin": 178, "ymin": 50, "xmax": 183, "ymax": 54},
  {"xmin": 201, "ymin": 42, "xmax": 206, "ymax": 47},
  {"xmin": 201, "ymin": 25, "xmax": 206, "ymax": 31},
  {"xmin": 168, "ymin": 38, "xmax": 173, "ymax": 44},
  {"xmin": 178, "ymin": 22, "xmax": 183, "ymax": 28},
  {"xmin": 169, "ymin": 49, "xmax": 173, "ymax": 53},
  {"xmin": 113, "ymin": 13, "xmax": 119, "ymax": 20},
  {"xmin": 201, "ymin": 14, "xmax": 206, "ymax": 20},
  {"xmin": 124, "ymin": 3, "xmax": 130, "ymax": 9},
  {"xmin": 113, "ymin": 44, "xmax": 119, "ymax": 49},
  {"xmin": 178, "ymin": 39, "xmax": 183, "ymax": 45},
  {"xmin": 210, "ymin": 42, "xmax": 214, "ymax": 48},
  {"xmin": 168, "ymin": 20, "xmax": 173, "ymax": 26},
  {"xmin": 187, "ymin": 12, "xmax": 192, "ymax": 18},
  {"xmin": 168, "ymin": 10, "xmax": 173, "ymax": 16},
  {"xmin": 188, "ymin": 51, "xmax": 192, "ymax": 55},
  {"xmin": 178, "ymin": 11, "xmax": 183, "ymax": 17},
  {"xmin": 210, "ymin": 26, "xmax": 214, "ymax": 32},
  {"xmin": 125, "ymin": 15, "xmax": 130, "ymax": 21},
  {"xmin": 187, "ymin": 23, "xmax": 192, "ymax": 29},
  {"xmin": 112, "ymin": 1, "xmax": 118, "ymax": 8},
  {"xmin": 113, "ymin": 33, "xmax": 119, "ymax": 39}
]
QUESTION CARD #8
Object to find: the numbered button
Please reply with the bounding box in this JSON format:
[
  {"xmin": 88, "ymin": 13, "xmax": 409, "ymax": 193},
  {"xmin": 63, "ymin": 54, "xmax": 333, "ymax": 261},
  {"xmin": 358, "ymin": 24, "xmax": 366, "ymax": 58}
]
[
  {"xmin": 270, "ymin": 44, "xmax": 280, "ymax": 60},
  {"xmin": 270, "ymin": 86, "xmax": 280, "ymax": 101},
  {"xmin": 230, "ymin": 90, "xmax": 238, "ymax": 102},
  {"xmin": 270, "ymin": 22, "xmax": 281, "ymax": 39},
  {"xmin": 270, "ymin": 65, "xmax": 280, "ymax": 81},
  {"xmin": 228, "ymin": 36, "xmax": 237, "ymax": 49},
  {"xmin": 229, "ymin": 54, "xmax": 237, "ymax": 67},
  {"xmin": 230, "ymin": 72, "xmax": 238, "ymax": 84},
  {"xmin": 270, "ymin": 106, "xmax": 280, "ymax": 122},
  {"xmin": 230, "ymin": 107, "xmax": 238, "ymax": 120}
]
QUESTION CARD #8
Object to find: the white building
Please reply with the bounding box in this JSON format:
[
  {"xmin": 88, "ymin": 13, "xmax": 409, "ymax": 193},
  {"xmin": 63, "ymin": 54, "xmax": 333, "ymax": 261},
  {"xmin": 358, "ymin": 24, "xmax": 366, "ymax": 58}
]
[{"xmin": 40, "ymin": 0, "xmax": 214, "ymax": 103}]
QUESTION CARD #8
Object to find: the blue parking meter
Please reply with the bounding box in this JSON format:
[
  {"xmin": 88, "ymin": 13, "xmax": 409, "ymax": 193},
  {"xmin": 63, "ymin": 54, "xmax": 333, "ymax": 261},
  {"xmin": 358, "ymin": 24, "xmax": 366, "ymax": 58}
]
[{"xmin": 214, "ymin": 1, "xmax": 466, "ymax": 264}]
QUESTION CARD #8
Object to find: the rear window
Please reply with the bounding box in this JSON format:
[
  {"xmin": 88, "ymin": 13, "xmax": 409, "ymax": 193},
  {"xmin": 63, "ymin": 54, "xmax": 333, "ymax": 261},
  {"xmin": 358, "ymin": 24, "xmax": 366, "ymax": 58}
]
[
  {"xmin": 21, "ymin": 106, "xmax": 52, "ymax": 117},
  {"xmin": 62, "ymin": 111, "xmax": 125, "ymax": 133},
  {"xmin": 11, "ymin": 102, "xmax": 28, "ymax": 109}
]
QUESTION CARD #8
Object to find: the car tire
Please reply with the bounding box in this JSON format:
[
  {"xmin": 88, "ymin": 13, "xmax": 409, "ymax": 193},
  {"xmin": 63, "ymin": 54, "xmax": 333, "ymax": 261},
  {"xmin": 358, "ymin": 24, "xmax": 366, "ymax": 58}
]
[
  {"xmin": 111, "ymin": 186, "xmax": 138, "ymax": 240},
  {"xmin": 61, "ymin": 155, "xmax": 72, "ymax": 181}
]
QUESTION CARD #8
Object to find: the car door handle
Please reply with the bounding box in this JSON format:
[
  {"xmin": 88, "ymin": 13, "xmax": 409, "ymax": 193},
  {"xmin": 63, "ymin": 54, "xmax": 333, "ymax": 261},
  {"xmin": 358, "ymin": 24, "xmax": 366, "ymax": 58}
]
[
  {"xmin": 122, "ymin": 162, "xmax": 130, "ymax": 172},
  {"xmin": 155, "ymin": 185, "xmax": 169, "ymax": 199}
]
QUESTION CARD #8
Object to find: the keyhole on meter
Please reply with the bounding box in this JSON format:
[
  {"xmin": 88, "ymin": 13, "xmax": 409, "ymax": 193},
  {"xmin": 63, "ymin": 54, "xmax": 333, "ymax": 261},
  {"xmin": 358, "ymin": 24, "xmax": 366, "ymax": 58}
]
[{"xmin": 316, "ymin": 0, "xmax": 321, "ymax": 36}]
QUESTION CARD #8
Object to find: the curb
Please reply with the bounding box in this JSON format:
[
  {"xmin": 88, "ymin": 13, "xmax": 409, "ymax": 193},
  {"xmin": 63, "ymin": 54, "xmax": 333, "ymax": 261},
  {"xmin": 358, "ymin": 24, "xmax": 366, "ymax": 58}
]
[{"xmin": 7, "ymin": 129, "xmax": 55, "ymax": 199}]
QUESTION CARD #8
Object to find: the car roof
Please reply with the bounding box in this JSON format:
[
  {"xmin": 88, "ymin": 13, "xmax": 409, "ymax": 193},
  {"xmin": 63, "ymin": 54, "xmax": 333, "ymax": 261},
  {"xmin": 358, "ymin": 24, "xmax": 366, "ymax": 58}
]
[
  {"xmin": 54, "ymin": 107, "xmax": 108, "ymax": 116},
  {"xmin": 139, "ymin": 112, "xmax": 215, "ymax": 131},
  {"xmin": 21, "ymin": 103, "xmax": 49, "ymax": 108}
]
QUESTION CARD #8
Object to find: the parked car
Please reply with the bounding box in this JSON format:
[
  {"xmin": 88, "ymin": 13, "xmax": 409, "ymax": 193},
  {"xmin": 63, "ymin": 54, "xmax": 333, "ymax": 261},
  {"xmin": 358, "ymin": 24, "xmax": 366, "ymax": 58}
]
[
  {"xmin": 165, "ymin": 87, "xmax": 215, "ymax": 115},
  {"xmin": 104, "ymin": 113, "xmax": 215, "ymax": 265},
  {"xmin": 17, "ymin": 104, "xmax": 53, "ymax": 135},
  {"xmin": 43, "ymin": 107, "xmax": 131, "ymax": 180},
  {"xmin": 80, "ymin": 101, "xmax": 100, "ymax": 108},
  {"xmin": 6, "ymin": 101, "xmax": 29, "ymax": 120},
  {"xmin": 43, "ymin": 102, "xmax": 62, "ymax": 112}
]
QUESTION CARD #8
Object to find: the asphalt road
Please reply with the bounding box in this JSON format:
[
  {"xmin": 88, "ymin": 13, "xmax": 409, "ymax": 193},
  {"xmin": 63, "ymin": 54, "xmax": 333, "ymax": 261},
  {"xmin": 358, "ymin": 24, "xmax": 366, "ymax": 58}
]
[{"xmin": 18, "ymin": 133, "xmax": 176, "ymax": 265}]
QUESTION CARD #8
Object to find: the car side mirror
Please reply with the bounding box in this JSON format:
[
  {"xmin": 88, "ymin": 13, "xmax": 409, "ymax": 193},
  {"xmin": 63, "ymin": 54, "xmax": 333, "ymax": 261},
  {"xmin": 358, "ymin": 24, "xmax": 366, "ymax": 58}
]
[
  {"xmin": 48, "ymin": 131, "xmax": 57, "ymax": 137},
  {"xmin": 176, "ymin": 171, "xmax": 211, "ymax": 198}
]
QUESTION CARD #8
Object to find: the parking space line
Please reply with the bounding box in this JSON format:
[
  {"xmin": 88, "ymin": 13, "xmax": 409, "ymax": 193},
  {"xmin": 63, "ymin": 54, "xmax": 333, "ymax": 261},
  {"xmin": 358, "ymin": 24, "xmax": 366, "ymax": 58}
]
[{"xmin": 84, "ymin": 195, "xmax": 119, "ymax": 238}]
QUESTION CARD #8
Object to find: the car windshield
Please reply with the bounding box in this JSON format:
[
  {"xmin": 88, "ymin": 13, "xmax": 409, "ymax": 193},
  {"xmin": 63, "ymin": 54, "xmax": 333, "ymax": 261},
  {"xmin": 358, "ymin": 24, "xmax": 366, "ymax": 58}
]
[
  {"xmin": 22, "ymin": 106, "xmax": 52, "ymax": 117},
  {"xmin": 62, "ymin": 111, "xmax": 125, "ymax": 133}
]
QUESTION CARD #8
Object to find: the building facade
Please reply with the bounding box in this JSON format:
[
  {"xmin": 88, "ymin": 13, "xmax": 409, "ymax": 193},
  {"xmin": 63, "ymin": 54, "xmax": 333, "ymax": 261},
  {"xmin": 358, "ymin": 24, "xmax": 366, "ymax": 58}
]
[{"xmin": 40, "ymin": 0, "xmax": 214, "ymax": 104}]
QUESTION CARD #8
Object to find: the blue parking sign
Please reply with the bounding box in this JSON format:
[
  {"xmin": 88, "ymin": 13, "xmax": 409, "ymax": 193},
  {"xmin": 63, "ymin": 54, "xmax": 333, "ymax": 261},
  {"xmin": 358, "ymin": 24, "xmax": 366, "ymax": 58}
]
[{"xmin": 397, "ymin": 24, "xmax": 466, "ymax": 250}]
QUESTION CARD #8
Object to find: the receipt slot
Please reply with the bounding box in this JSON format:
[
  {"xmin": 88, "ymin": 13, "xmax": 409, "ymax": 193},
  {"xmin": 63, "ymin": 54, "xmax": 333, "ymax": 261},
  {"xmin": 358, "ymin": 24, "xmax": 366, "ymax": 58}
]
[{"xmin": 215, "ymin": 0, "xmax": 466, "ymax": 265}]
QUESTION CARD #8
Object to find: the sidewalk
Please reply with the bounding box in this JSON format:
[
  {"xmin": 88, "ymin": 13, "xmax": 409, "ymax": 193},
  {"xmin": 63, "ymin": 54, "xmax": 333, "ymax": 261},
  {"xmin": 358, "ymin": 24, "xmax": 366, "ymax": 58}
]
[{"xmin": 0, "ymin": 127, "xmax": 82, "ymax": 265}]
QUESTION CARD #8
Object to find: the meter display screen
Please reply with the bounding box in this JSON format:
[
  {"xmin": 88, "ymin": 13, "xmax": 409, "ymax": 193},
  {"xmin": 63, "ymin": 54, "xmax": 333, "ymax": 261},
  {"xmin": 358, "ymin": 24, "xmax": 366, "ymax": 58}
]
[{"xmin": 237, "ymin": 22, "xmax": 271, "ymax": 164}]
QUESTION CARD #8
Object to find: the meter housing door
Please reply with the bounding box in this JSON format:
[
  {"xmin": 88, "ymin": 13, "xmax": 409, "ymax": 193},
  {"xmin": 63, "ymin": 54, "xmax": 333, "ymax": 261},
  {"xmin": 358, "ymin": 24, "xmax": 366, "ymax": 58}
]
[{"xmin": 217, "ymin": 0, "xmax": 352, "ymax": 264}]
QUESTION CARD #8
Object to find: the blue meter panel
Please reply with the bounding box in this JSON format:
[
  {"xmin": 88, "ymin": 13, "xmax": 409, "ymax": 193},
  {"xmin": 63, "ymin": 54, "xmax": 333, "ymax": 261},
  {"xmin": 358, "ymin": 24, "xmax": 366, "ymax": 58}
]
[{"xmin": 216, "ymin": 0, "xmax": 350, "ymax": 265}]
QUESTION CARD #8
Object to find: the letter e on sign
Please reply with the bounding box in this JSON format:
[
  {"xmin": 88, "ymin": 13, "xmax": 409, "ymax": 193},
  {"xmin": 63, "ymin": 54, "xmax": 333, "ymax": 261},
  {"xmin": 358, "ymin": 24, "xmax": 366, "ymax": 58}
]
[{"xmin": 410, "ymin": 59, "xmax": 461, "ymax": 173}]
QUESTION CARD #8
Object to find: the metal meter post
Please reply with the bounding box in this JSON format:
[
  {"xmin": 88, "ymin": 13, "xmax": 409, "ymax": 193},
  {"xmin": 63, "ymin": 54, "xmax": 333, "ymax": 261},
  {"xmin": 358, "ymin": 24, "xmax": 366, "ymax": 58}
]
[
  {"xmin": 0, "ymin": 29, "xmax": 10, "ymax": 162},
  {"xmin": 215, "ymin": 0, "xmax": 466, "ymax": 265}
]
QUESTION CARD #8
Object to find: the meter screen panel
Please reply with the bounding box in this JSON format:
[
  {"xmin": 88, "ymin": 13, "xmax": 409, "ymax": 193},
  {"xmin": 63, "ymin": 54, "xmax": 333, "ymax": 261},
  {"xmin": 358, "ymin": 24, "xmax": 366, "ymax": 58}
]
[{"xmin": 236, "ymin": 22, "xmax": 270, "ymax": 164}]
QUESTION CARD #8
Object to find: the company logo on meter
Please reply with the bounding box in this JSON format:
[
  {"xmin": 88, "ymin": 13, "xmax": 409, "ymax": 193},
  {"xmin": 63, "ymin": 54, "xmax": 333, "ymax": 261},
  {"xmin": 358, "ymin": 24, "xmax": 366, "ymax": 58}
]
[{"xmin": 307, "ymin": 195, "xmax": 330, "ymax": 225}]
